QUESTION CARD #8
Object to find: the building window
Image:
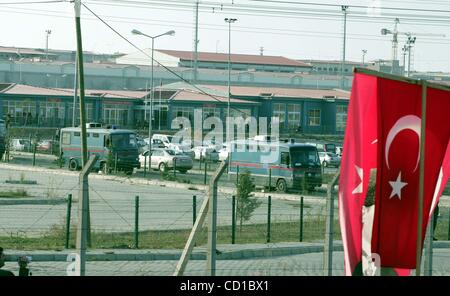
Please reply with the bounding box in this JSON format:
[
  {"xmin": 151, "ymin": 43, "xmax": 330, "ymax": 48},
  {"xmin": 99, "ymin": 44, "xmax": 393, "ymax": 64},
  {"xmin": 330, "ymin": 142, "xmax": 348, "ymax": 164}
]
[
  {"xmin": 39, "ymin": 101, "xmax": 65, "ymax": 127},
  {"xmin": 287, "ymin": 104, "xmax": 301, "ymax": 130},
  {"xmin": 103, "ymin": 103, "xmax": 129, "ymax": 126},
  {"xmin": 223, "ymin": 108, "xmax": 251, "ymax": 119},
  {"xmin": 308, "ymin": 109, "xmax": 321, "ymax": 126},
  {"xmin": 2, "ymin": 100, "xmax": 37, "ymax": 125},
  {"xmin": 273, "ymin": 103, "xmax": 285, "ymax": 127},
  {"xmin": 336, "ymin": 105, "xmax": 348, "ymax": 132},
  {"xmin": 172, "ymin": 106, "xmax": 194, "ymax": 123},
  {"xmin": 203, "ymin": 107, "xmax": 220, "ymax": 120},
  {"xmin": 68, "ymin": 102, "xmax": 94, "ymax": 125},
  {"xmin": 62, "ymin": 132, "xmax": 71, "ymax": 145}
]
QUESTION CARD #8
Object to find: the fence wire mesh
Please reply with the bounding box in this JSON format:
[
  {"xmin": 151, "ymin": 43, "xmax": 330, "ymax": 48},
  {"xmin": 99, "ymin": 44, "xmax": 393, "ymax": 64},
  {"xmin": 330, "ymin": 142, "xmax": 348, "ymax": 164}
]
[{"xmin": 1, "ymin": 158, "xmax": 449, "ymax": 276}]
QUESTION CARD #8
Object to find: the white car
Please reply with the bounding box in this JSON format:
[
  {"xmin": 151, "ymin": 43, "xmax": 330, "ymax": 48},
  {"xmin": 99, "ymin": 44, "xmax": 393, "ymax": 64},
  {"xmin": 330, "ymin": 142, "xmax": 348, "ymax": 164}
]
[
  {"xmin": 191, "ymin": 146, "xmax": 219, "ymax": 161},
  {"xmin": 318, "ymin": 152, "xmax": 341, "ymax": 168},
  {"xmin": 139, "ymin": 148, "xmax": 193, "ymax": 173},
  {"xmin": 218, "ymin": 143, "xmax": 230, "ymax": 161},
  {"xmin": 10, "ymin": 138, "xmax": 31, "ymax": 151}
]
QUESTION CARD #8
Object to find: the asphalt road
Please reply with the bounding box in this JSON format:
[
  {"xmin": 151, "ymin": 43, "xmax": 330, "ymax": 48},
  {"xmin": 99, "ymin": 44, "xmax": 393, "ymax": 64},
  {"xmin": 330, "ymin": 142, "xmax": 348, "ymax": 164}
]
[{"xmin": 0, "ymin": 164, "xmax": 328, "ymax": 236}]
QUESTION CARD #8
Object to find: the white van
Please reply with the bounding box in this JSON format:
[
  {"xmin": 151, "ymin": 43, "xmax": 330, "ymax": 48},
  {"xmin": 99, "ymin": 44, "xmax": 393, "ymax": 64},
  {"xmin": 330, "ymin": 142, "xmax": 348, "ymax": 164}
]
[{"xmin": 151, "ymin": 134, "xmax": 174, "ymax": 145}]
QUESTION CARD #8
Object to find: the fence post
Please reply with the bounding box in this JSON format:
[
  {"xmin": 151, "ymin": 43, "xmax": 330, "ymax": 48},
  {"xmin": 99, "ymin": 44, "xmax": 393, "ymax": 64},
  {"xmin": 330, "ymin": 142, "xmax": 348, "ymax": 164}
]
[
  {"xmin": 65, "ymin": 193, "xmax": 73, "ymax": 249},
  {"xmin": 114, "ymin": 153, "xmax": 118, "ymax": 174},
  {"xmin": 173, "ymin": 158, "xmax": 177, "ymax": 178},
  {"xmin": 300, "ymin": 196, "xmax": 304, "ymax": 242},
  {"xmin": 232, "ymin": 195, "xmax": 236, "ymax": 244},
  {"xmin": 204, "ymin": 157, "xmax": 207, "ymax": 185},
  {"xmin": 135, "ymin": 196, "xmax": 139, "ymax": 249},
  {"xmin": 448, "ymin": 208, "xmax": 450, "ymax": 241},
  {"xmin": 323, "ymin": 171, "xmax": 340, "ymax": 276},
  {"xmin": 268, "ymin": 168, "xmax": 272, "ymax": 192},
  {"xmin": 59, "ymin": 151, "xmax": 63, "ymax": 169},
  {"xmin": 143, "ymin": 155, "xmax": 147, "ymax": 177},
  {"xmin": 193, "ymin": 195, "xmax": 197, "ymax": 225},
  {"xmin": 267, "ymin": 195, "xmax": 271, "ymax": 243},
  {"xmin": 32, "ymin": 143, "xmax": 37, "ymax": 166}
]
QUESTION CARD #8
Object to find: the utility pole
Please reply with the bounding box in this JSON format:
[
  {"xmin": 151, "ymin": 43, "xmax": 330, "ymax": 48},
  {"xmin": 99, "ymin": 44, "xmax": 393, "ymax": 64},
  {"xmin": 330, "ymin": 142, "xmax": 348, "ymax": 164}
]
[
  {"xmin": 407, "ymin": 36, "xmax": 416, "ymax": 77},
  {"xmin": 225, "ymin": 17, "xmax": 237, "ymax": 144},
  {"xmin": 193, "ymin": 1, "xmax": 199, "ymax": 82},
  {"xmin": 45, "ymin": 29, "xmax": 51, "ymax": 61},
  {"xmin": 73, "ymin": 55, "xmax": 78, "ymax": 127},
  {"xmin": 340, "ymin": 6, "xmax": 348, "ymax": 89},
  {"xmin": 73, "ymin": 0, "xmax": 91, "ymax": 275},
  {"xmin": 159, "ymin": 79, "xmax": 162, "ymax": 131},
  {"xmin": 260, "ymin": 46, "xmax": 264, "ymax": 56},
  {"xmin": 402, "ymin": 45, "xmax": 408, "ymax": 76}
]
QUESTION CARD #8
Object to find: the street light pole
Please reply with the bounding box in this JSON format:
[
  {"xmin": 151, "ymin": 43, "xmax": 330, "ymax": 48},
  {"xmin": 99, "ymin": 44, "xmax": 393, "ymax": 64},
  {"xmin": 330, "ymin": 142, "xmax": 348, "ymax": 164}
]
[
  {"xmin": 224, "ymin": 18, "xmax": 237, "ymax": 144},
  {"xmin": 340, "ymin": 6, "xmax": 348, "ymax": 89},
  {"xmin": 362, "ymin": 49, "xmax": 367, "ymax": 66},
  {"xmin": 150, "ymin": 37, "xmax": 154, "ymax": 151},
  {"xmin": 132, "ymin": 28, "xmax": 175, "ymax": 168}
]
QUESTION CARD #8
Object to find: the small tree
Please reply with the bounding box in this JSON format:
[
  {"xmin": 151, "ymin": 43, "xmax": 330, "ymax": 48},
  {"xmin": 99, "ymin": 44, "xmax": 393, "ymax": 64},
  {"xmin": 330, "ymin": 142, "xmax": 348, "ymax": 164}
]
[
  {"xmin": 236, "ymin": 170, "xmax": 261, "ymax": 232},
  {"xmin": 106, "ymin": 150, "xmax": 114, "ymax": 174}
]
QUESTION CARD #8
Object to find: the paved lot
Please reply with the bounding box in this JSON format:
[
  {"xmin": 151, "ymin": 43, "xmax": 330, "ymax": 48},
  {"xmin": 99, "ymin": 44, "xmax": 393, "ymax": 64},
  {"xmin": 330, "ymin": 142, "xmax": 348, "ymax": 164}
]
[
  {"xmin": 0, "ymin": 164, "xmax": 329, "ymax": 236},
  {"xmin": 3, "ymin": 249, "xmax": 450, "ymax": 276}
]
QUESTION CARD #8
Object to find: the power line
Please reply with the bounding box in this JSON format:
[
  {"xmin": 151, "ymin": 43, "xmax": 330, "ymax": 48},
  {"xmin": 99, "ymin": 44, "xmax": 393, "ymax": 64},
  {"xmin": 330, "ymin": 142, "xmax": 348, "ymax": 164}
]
[
  {"xmin": 0, "ymin": 0, "xmax": 64, "ymax": 4},
  {"xmin": 80, "ymin": 2, "xmax": 250, "ymax": 116}
]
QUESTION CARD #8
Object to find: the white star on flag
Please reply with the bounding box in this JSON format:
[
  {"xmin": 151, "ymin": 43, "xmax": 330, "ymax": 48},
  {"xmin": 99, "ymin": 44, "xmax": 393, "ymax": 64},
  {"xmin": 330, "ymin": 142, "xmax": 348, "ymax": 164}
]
[
  {"xmin": 389, "ymin": 172, "xmax": 408, "ymax": 200},
  {"xmin": 352, "ymin": 165, "xmax": 363, "ymax": 194}
]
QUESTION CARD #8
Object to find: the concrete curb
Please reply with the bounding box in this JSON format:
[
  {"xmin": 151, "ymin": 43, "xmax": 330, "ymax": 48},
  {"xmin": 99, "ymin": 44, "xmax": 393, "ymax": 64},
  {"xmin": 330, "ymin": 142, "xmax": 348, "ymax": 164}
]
[
  {"xmin": 5, "ymin": 242, "xmax": 345, "ymax": 262},
  {"xmin": 0, "ymin": 197, "xmax": 68, "ymax": 206},
  {"xmin": 7, "ymin": 241, "xmax": 450, "ymax": 263}
]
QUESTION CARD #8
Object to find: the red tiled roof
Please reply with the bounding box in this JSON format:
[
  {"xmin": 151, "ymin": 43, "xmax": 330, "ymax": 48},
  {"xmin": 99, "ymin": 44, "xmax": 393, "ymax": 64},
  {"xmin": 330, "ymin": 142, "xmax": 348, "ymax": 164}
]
[
  {"xmin": 0, "ymin": 84, "xmax": 150, "ymax": 99},
  {"xmin": 157, "ymin": 49, "xmax": 311, "ymax": 68}
]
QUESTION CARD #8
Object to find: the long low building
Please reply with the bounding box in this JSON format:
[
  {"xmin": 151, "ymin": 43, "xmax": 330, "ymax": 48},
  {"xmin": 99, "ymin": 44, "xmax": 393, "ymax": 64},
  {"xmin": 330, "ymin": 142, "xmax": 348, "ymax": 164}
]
[{"xmin": 0, "ymin": 82, "xmax": 350, "ymax": 136}]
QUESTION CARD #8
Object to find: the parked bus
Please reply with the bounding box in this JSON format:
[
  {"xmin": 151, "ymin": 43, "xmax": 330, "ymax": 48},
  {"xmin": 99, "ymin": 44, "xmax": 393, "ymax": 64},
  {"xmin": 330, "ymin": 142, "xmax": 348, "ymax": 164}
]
[
  {"xmin": 229, "ymin": 140, "xmax": 322, "ymax": 192},
  {"xmin": 59, "ymin": 124, "xmax": 140, "ymax": 174}
]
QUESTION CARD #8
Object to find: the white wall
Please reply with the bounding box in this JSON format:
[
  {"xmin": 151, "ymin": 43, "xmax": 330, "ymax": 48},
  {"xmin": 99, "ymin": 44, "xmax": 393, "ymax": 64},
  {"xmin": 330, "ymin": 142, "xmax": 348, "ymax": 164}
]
[{"xmin": 116, "ymin": 49, "xmax": 180, "ymax": 68}]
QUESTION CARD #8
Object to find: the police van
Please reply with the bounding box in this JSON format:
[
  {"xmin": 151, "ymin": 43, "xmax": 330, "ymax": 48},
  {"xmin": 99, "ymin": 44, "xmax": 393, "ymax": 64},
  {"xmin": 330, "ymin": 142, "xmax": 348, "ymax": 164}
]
[
  {"xmin": 59, "ymin": 123, "xmax": 140, "ymax": 174},
  {"xmin": 229, "ymin": 139, "xmax": 322, "ymax": 192}
]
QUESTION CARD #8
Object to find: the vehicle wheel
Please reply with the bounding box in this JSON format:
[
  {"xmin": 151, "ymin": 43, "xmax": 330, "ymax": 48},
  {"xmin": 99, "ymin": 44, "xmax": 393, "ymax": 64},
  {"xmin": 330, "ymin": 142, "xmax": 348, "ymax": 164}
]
[
  {"xmin": 276, "ymin": 179, "xmax": 287, "ymax": 193},
  {"xmin": 159, "ymin": 162, "xmax": 167, "ymax": 172},
  {"xmin": 178, "ymin": 169, "xmax": 187, "ymax": 174},
  {"xmin": 69, "ymin": 159, "xmax": 78, "ymax": 171},
  {"xmin": 323, "ymin": 161, "xmax": 328, "ymax": 168}
]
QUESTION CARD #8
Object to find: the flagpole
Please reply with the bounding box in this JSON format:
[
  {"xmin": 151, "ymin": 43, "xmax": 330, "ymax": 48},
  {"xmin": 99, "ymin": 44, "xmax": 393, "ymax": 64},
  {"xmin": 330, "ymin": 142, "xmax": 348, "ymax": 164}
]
[{"xmin": 416, "ymin": 80, "xmax": 427, "ymax": 276}]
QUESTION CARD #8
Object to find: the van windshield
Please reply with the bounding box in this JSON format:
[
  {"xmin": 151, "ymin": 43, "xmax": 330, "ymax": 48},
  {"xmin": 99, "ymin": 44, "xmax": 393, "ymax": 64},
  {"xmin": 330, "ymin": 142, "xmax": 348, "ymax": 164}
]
[
  {"xmin": 290, "ymin": 147, "xmax": 319, "ymax": 167},
  {"xmin": 111, "ymin": 133, "xmax": 137, "ymax": 149}
]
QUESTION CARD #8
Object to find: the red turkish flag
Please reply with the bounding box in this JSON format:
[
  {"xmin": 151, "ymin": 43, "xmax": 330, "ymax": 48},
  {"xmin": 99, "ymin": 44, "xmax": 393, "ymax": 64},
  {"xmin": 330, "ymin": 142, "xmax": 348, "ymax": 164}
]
[
  {"xmin": 340, "ymin": 71, "xmax": 450, "ymax": 275},
  {"xmin": 339, "ymin": 72, "xmax": 378, "ymax": 275},
  {"xmin": 371, "ymin": 80, "xmax": 450, "ymax": 269}
]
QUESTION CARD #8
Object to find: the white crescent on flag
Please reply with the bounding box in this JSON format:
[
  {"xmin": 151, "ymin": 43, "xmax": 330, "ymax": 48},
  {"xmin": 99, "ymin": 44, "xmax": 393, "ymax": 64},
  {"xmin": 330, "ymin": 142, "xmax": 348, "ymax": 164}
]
[{"xmin": 385, "ymin": 115, "xmax": 421, "ymax": 172}]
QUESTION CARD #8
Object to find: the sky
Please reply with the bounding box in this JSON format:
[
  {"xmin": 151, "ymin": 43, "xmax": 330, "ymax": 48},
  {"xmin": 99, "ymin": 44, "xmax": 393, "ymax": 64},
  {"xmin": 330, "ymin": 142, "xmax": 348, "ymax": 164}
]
[{"xmin": 1, "ymin": 0, "xmax": 450, "ymax": 72}]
